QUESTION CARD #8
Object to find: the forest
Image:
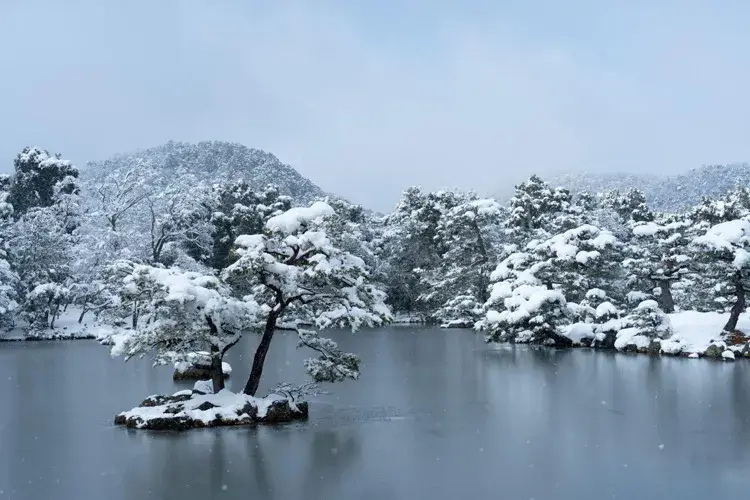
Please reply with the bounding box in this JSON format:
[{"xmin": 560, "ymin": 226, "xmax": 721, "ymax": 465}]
[{"xmin": 2, "ymin": 144, "xmax": 750, "ymax": 426}]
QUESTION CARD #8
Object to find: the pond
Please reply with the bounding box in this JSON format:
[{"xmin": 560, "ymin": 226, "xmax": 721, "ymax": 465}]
[{"xmin": 2, "ymin": 326, "xmax": 750, "ymax": 499}]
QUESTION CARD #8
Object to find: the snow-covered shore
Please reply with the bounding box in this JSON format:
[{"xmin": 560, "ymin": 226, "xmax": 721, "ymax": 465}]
[
  {"xmin": 562, "ymin": 311, "xmax": 750, "ymax": 360},
  {"xmin": 0, "ymin": 308, "xmax": 119, "ymax": 341}
]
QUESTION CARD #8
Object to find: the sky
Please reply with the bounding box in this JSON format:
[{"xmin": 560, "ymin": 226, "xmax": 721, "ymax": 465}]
[{"xmin": 1, "ymin": 0, "xmax": 749, "ymax": 210}]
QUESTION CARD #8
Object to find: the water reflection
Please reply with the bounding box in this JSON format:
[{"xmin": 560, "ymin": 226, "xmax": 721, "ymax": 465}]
[{"xmin": 3, "ymin": 329, "xmax": 750, "ymax": 499}]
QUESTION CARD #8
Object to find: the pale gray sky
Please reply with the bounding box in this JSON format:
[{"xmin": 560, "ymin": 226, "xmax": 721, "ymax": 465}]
[{"xmin": 1, "ymin": 0, "xmax": 749, "ymax": 210}]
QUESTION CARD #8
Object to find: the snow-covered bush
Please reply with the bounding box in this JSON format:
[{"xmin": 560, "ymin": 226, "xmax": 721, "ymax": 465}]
[
  {"xmin": 483, "ymin": 283, "xmax": 570, "ymax": 346},
  {"xmin": 615, "ymin": 300, "xmax": 672, "ymax": 352},
  {"xmin": 435, "ymin": 293, "xmax": 484, "ymax": 328},
  {"xmin": 22, "ymin": 283, "xmax": 71, "ymax": 331}
]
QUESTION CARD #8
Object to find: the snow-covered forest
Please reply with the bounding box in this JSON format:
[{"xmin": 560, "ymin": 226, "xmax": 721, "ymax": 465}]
[{"xmin": 3, "ymin": 143, "xmax": 750, "ymax": 369}]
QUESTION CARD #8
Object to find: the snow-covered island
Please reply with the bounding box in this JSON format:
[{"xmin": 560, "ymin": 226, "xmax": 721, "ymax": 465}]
[{"xmin": 114, "ymin": 382, "xmax": 309, "ymax": 430}]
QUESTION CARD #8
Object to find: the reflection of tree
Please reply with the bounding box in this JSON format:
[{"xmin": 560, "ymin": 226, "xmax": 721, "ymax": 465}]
[
  {"xmin": 730, "ymin": 364, "xmax": 750, "ymax": 452},
  {"xmin": 299, "ymin": 429, "xmax": 362, "ymax": 498},
  {"xmin": 246, "ymin": 427, "xmax": 278, "ymax": 499}
]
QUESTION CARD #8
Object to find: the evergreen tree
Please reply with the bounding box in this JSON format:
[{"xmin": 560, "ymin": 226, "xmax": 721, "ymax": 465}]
[
  {"xmin": 223, "ymin": 201, "xmax": 391, "ymax": 396},
  {"xmin": 107, "ymin": 262, "xmax": 258, "ymax": 393},
  {"xmin": 8, "ymin": 147, "xmax": 79, "ymax": 215},
  {"xmin": 692, "ymin": 220, "xmax": 750, "ymax": 333},
  {"xmin": 625, "ymin": 217, "xmax": 694, "ymax": 312}
]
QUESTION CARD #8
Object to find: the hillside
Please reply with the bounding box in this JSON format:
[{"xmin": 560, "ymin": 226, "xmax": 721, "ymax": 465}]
[
  {"xmin": 84, "ymin": 140, "xmax": 328, "ymax": 204},
  {"xmin": 519, "ymin": 163, "xmax": 750, "ymax": 212}
]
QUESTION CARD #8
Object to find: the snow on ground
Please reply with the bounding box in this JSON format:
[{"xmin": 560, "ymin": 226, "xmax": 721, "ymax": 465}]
[
  {"xmin": 0, "ymin": 308, "xmax": 121, "ymax": 341},
  {"xmin": 561, "ymin": 311, "xmax": 750, "ymax": 358},
  {"xmin": 660, "ymin": 311, "xmax": 750, "ymax": 355}
]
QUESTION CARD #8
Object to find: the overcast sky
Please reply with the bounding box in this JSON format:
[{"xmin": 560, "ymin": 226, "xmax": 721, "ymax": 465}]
[{"xmin": 1, "ymin": 1, "xmax": 749, "ymax": 210}]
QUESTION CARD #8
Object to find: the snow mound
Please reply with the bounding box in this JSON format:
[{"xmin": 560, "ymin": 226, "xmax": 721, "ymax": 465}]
[{"xmin": 562, "ymin": 322, "xmax": 595, "ymax": 344}]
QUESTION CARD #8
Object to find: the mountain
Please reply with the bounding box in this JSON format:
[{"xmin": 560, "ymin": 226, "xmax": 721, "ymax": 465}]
[
  {"xmin": 527, "ymin": 164, "xmax": 750, "ymax": 212},
  {"xmin": 84, "ymin": 140, "xmax": 328, "ymax": 204}
]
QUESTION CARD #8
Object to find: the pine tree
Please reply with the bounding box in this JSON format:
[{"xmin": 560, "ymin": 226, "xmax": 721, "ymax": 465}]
[
  {"xmin": 692, "ymin": 220, "xmax": 750, "ymax": 333},
  {"xmin": 625, "ymin": 217, "xmax": 694, "ymax": 312},
  {"xmin": 107, "ymin": 262, "xmax": 258, "ymax": 393},
  {"xmin": 223, "ymin": 201, "xmax": 391, "ymax": 396},
  {"xmin": 8, "ymin": 147, "xmax": 79, "ymax": 215}
]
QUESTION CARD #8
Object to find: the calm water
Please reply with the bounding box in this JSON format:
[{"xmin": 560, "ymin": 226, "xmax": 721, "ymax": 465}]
[{"xmin": 2, "ymin": 327, "xmax": 750, "ymax": 499}]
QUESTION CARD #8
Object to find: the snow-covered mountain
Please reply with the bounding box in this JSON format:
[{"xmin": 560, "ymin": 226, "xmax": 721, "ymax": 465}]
[
  {"xmin": 503, "ymin": 164, "xmax": 750, "ymax": 212},
  {"xmin": 84, "ymin": 140, "xmax": 328, "ymax": 204}
]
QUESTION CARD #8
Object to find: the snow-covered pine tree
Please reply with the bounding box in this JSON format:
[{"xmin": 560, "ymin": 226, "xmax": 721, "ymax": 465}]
[
  {"xmin": 478, "ymin": 248, "xmax": 569, "ymax": 345},
  {"xmin": 600, "ymin": 188, "xmax": 654, "ymax": 224},
  {"xmin": 625, "ymin": 217, "xmax": 694, "ymax": 312},
  {"xmin": 8, "ymin": 147, "xmax": 79, "ymax": 215},
  {"xmin": 692, "ymin": 219, "xmax": 750, "ymax": 333},
  {"xmin": 483, "ymin": 281, "xmax": 570, "ymax": 346},
  {"xmin": 224, "ymin": 201, "xmax": 391, "ymax": 396},
  {"xmin": 0, "ymin": 183, "xmax": 19, "ymax": 328},
  {"xmin": 421, "ymin": 196, "xmax": 506, "ymax": 327},
  {"xmin": 206, "ymin": 182, "xmax": 292, "ymax": 270},
  {"xmin": 434, "ymin": 292, "xmax": 484, "ymax": 328},
  {"xmin": 8, "ymin": 177, "xmax": 81, "ymax": 332},
  {"xmin": 509, "ymin": 174, "xmax": 573, "ymax": 234},
  {"xmin": 615, "ymin": 299, "xmax": 673, "ymax": 352},
  {"xmin": 532, "ymin": 224, "xmax": 621, "ymax": 303},
  {"xmin": 378, "ymin": 187, "xmax": 464, "ymax": 316},
  {"xmin": 107, "ymin": 262, "xmax": 259, "ymax": 393}
]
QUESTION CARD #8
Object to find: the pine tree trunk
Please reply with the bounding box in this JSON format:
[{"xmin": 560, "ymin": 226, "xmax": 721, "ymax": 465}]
[
  {"xmin": 243, "ymin": 311, "xmax": 278, "ymax": 396},
  {"xmin": 132, "ymin": 301, "xmax": 138, "ymax": 329},
  {"xmin": 210, "ymin": 348, "xmax": 225, "ymax": 394},
  {"xmin": 658, "ymin": 281, "xmax": 675, "ymax": 313},
  {"xmin": 724, "ymin": 272, "xmax": 746, "ymax": 333},
  {"xmin": 50, "ymin": 301, "xmax": 60, "ymax": 329},
  {"xmin": 78, "ymin": 307, "xmax": 87, "ymax": 324}
]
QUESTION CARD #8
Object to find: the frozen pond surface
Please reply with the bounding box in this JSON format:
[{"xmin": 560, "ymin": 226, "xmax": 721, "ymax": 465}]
[{"xmin": 2, "ymin": 326, "xmax": 750, "ymax": 499}]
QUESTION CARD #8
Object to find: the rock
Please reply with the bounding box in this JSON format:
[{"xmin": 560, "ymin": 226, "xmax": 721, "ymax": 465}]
[
  {"xmin": 261, "ymin": 400, "xmax": 294, "ymax": 423},
  {"xmin": 192, "ymin": 380, "xmax": 214, "ymax": 395},
  {"xmin": 295, "ymin": 401, "xmax": 309, "ymax": 419},
  {"xmin": 647, "ymin": 340, "xmax": 662, "ymax": 355},
  {"xmin": 704, "ymin": 344, "xmax": 723, "ymax": 358},
  {"xmin": 622, "ymin": 343, "xmax": 638, "ymax": 353},
  {"xmin": 139, "ymin": 416, "xmax": 193, "ymax": 431},
  {"xmin": 592, "ymin": 332, "xmax": 616, "ymax": 349},
  {"xmin": 722, "ymin": 350, "xmax": 736, "ymax": 361},
  {"xmin": 236, "ymin": 402, "xmax": 259, "ymax": 420},
  {"xmin": 260, "ymin": 400, "xmax": 309, "ymax": 423},
  {"xmin": 140, "ymin": 393, "xmax": 192, "ymax": 407},
  {"xmin": 173, "ymin": 365, "xmax": 230, "ymax": 381},
  {"xmin": 195, "ymin": 401, "xmax": 217, "ymax": 411}
]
